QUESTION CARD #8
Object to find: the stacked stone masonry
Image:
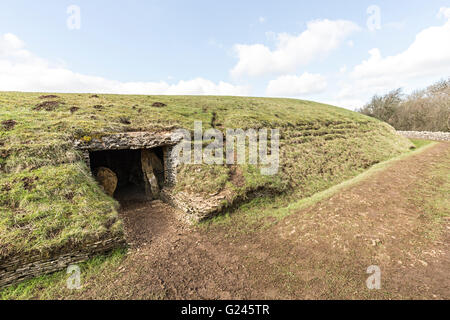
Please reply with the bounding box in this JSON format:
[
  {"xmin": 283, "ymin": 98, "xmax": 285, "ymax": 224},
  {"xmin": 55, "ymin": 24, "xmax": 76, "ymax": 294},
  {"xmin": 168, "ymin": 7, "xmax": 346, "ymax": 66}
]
[
  {"xmin": 0, "ymin": 237, "xmax": 126, "ymax": 288},
  {"xmin": 397, "ymin": 131, "xmax": 450, "ymax": 141}
]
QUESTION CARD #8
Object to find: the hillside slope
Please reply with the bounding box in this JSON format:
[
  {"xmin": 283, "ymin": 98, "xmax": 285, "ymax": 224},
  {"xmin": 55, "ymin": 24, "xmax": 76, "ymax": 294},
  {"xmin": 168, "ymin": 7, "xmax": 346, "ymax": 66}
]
[{"xmin": 0, "ymin": 92, "xmax": 413, "ymax": 263}]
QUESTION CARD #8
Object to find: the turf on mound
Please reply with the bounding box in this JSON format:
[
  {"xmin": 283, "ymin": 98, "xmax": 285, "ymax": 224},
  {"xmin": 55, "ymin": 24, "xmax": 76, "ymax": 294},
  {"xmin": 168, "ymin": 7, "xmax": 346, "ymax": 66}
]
[{"xmin": 0, "ymin": 92, "xmax": 413, "ymax": 262}]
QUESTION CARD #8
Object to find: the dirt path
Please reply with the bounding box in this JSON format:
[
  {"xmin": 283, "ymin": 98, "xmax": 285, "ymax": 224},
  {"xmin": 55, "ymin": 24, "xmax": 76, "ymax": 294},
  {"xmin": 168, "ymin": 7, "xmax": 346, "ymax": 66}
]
[
  {"xmin": 240, "ymin": 142, "xmax": 450, "ymax": 299},
  {"xmin": 72, "ymin": 142, "xmax": 449, "ymax": 300},
  {"xmin": 78, "ymin": 200, "xmax": 253, "ymax": 299}
]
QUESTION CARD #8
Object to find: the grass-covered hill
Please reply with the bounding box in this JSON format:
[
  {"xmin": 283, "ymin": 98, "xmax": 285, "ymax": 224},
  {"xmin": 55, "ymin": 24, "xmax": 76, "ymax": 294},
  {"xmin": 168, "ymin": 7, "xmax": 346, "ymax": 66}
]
[{"xmin": 0, "ymin": 92, "xmax": 413, "ymax": 263}]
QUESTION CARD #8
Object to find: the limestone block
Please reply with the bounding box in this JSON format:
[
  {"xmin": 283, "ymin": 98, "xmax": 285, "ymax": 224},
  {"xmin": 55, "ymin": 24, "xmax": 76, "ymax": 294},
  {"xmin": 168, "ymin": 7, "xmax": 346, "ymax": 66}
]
[{"xmin": 95, "ymin": 167, "xmax": 118, "ymax": 197}]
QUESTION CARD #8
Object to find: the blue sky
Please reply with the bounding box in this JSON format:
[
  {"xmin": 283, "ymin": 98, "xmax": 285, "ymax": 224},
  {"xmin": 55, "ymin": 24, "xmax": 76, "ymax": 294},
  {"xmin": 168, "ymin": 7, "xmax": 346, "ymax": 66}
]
[{"xmin": 0, "ymin": 0, "xmax": 449, "ymax": 109}]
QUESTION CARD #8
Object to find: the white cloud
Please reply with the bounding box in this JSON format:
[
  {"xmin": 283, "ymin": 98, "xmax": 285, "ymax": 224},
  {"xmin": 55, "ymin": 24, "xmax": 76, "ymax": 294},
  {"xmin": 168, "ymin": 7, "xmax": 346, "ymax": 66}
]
[
  {"xmin": 324, "ymin": 97, "xmax": 366, "ymax": 110},
  {"xmin": 437, "ymin": 7, "xmax": 450, "ymax": 19},
  {"xmin": 332, "ymin": 8, "xmax": 450, "ymax": 110},
  {"xmin": 258, "ymin": 16, "xmax": 266, "ymax": 24},
  {"xmin": 231, "ymin": 19, "xmax": 360, "ymax": 77},
  {"xmin": 352, "ymin": 10, "xmax": 450, "ymax": 81},
  {"xmin": 266, "ymin": 72, "xmax": 327, "ymax": 97},
  {"xmin": 0, "ymin": 33, "xmax": 248, "ymax": 96}
]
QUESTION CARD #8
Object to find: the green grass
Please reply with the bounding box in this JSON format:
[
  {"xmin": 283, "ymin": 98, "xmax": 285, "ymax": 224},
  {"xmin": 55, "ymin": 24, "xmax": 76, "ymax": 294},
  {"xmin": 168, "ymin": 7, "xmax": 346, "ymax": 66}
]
[
  {"xmin": 0, "ymin": 92, "xmax": 413, "ymax": 265},
  {"xmin": 203, "ymin": 139, "xmax": 436, "ymax": 234},
  {"xmin": 410, "ymin": 138, "xmax": 434, "ymax": 149},
  {"xmin": 410, "ymin": 145, "xmax": 450, "ymax": 241},
  {"xmin": 0, "ymin": 163, "xmax": 123, "ymax": 260}
]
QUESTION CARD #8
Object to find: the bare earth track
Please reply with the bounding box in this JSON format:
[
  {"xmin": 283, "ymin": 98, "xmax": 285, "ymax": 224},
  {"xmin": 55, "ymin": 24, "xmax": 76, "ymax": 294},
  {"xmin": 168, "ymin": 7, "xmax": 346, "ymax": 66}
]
[{"xmin": 63, "ymin": 142, "xmax": 450, "ymax": 299}]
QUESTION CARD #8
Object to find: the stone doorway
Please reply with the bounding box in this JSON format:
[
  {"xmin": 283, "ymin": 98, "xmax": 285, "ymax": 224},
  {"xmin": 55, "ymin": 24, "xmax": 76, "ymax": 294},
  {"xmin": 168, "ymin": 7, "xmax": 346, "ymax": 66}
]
[{"xmin": 89, "ymin": 147, "xmax": 165, "ymax": 202}]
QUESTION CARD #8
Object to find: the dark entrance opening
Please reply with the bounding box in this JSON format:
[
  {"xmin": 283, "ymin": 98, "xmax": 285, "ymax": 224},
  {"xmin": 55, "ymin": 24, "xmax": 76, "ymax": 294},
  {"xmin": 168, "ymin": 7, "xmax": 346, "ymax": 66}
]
[{"xmin": 89, "ymin": 148, "xmax": 165, "ymax": 202}]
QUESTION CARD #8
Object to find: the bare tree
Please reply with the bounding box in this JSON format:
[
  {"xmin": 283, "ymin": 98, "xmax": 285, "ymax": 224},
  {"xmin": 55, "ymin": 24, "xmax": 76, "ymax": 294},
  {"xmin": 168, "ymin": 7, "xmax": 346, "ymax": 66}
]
[
  {"xmin": 359, "ymin": 79, "xmax": 450, "ymax": 132},
  {"xmin": 358, "ymin": 88, "xmax": 403, "ymax": 125}
]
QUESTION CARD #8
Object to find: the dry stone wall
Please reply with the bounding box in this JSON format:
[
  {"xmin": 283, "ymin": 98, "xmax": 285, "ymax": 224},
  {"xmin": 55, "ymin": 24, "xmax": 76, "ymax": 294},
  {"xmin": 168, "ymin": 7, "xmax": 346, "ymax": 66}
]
[
  {"xmin": 160, "ymin": 189, "xmax": 228, "ymax": 223},
  {"xmin": 163, "ymin": 145, "xmax": 181, "ymax": 186},
  {"xmin": 74, "ymin": 131, "xmax": 181, "ymax": 151},
  {"xmin": 397, "ymin": 131, "xmax": 450, "ymax": 141},
  {"xmin": 0, "ymin": 237, "xmax": 126, "ymax": 288}
]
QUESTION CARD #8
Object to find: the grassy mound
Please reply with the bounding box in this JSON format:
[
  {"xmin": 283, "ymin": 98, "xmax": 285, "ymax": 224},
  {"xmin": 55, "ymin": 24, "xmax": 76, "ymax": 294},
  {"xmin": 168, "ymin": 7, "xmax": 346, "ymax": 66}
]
[{"xmin": 0, "ymin": 92, "xmax": 413, "ymax": 261}]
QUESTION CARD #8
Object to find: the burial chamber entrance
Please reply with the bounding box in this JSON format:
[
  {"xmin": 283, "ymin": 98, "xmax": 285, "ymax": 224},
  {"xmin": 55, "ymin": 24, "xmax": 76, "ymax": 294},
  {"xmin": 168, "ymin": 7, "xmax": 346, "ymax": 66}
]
[
  {"xmin": 88, "ymin": 147, "xmax": 165, "ymax": 202},
  {"xmin": 74, "ymin": 131, "xmax": 181, "ymax": 203}
]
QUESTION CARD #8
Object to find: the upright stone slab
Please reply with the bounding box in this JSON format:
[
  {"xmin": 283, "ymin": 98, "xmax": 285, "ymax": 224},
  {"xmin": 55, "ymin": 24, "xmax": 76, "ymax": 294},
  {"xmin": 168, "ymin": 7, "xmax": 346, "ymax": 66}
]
[{"xmin": 141, "ymin": 150, "xmax": 160, "ymax": 199}]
